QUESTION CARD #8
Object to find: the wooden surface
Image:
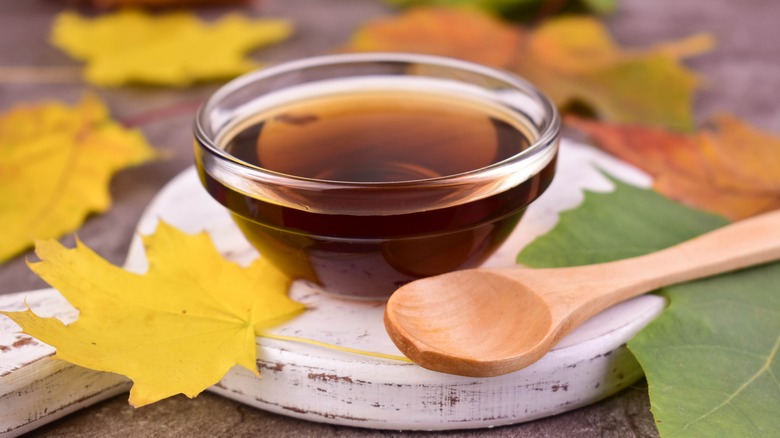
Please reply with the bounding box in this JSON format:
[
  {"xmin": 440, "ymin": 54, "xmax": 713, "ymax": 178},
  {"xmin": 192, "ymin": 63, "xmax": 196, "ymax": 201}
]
[{"xmin": 1, "ymin": 0, "xmax": 778, "ymax": 436}]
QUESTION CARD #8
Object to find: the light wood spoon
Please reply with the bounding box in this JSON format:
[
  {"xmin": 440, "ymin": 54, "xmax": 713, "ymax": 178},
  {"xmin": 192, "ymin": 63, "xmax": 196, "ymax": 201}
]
[{"xmin": 385, "ymin": 209, "xmax": 780, "ymax": 377}]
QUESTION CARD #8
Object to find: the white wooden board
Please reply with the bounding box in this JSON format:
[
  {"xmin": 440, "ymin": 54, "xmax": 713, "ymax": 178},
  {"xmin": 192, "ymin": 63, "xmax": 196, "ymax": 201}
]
[{"xmin": 0, "ymin": 140, "xmax": 664, "ymax": 435}]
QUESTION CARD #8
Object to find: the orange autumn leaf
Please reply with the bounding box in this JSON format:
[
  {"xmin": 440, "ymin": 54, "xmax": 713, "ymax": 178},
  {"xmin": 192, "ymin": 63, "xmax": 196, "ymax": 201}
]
[
  {"xmin": 0, "ymin": 94, "xmax": 157, "ymax": 263},
  {"xmin": 567, "ymin": 115, "xmax": 780, "ymax": 219},
  {"xmin": 344, "ymin": 8, "xmax": 713, "ymax": 131},
  {"xmin": 344, "ymin": 7, "xmax": 523, "ymax": 68}
]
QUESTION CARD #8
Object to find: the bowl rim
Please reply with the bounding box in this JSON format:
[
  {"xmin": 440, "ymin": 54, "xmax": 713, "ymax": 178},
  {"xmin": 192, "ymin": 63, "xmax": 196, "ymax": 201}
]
[
  {"xmin": 193, "ymin": 52, "xmax": 560, "ymax": 215},
  {"xmin": 195, "ymin": 52, "xmax": 559, "ymax": 185}
]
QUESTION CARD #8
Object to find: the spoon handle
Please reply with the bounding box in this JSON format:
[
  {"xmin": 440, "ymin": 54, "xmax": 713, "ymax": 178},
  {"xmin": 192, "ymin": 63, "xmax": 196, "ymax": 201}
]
[{"xmin": 574, "ymin": 209, "xmax": 780, "ymax": 310}]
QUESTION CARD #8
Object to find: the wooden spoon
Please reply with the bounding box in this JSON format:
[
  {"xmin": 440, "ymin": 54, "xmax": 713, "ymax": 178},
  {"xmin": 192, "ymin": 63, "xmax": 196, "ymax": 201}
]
[{"xmin": 385, "ymin": 209, "xmax": 780, "ymax": 377}]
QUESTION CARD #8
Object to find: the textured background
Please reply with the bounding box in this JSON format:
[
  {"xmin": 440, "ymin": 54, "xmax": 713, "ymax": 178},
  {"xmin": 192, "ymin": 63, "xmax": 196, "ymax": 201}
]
[{"xmin": 1, "ymin": 0, "xmax": 777, "ymax": 436}]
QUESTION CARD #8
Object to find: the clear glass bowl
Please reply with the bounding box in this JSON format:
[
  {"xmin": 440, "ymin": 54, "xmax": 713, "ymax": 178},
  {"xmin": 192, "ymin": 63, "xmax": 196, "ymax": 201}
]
[{"xmin": 194, "ymin": 53, "xmax": 560, "ymax": 299}]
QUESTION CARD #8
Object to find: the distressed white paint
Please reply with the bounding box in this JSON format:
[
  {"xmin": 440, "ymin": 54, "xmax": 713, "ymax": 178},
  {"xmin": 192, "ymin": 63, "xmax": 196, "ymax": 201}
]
[{"xmin": 0, "ymin": 141, "xmax": 663, "ymax": 435}]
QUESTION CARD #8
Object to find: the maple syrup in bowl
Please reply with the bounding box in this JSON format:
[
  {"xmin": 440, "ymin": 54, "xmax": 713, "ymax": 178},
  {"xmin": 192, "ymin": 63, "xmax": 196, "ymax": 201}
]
[{"xmin": 194, "ymin": 53, "xmax": 559, "ymax": 299}]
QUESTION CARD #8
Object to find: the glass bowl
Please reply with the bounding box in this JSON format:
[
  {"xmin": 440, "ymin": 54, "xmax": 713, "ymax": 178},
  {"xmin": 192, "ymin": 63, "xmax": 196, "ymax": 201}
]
[{"xmin": 194, "ymin": 53, "xmax": 560, "ymax": 299}]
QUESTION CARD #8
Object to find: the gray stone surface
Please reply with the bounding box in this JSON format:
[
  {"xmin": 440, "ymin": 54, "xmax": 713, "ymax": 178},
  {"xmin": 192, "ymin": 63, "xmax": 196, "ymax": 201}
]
[{"xmin": 1, "ymin": 0, "xmax": 777, "ymax": 436}]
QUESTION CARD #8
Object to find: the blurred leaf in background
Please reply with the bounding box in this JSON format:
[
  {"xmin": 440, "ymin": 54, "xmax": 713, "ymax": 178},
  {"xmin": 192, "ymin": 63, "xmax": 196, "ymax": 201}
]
[
  {"xmin": 344, "ymin": 8, "xmax": 713, "ymax": 131},
  {"xmin": 518, "ymin": 16, "xmax": 712, "ymax": 131},
  {"xmin": 346, "ymin": 7, "xmax": 521, "ymax": 67},
  {"xmin": 0, "ymin": 94, "xmax": 157, "ymax": 263},
  {"xmin": 568, "ymin": 114, "xmax": 780, "ymax": 220},
  {"xmin": 62, "ymin": 0, "xmax": 248, "ymax": 9},
  {"xmin": 51, "ymin": 9, "xmax": 292, "ymax": 86},
  {"xmin": 386, "ymin": 0, "xmax": 617, "ymax": 21}
]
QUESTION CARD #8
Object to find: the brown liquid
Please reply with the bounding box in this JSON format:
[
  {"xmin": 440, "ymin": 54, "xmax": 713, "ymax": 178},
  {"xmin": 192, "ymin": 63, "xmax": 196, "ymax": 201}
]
[{"xmin": 199, "ymin": 91, "xmax": 555, "ymax": 298}]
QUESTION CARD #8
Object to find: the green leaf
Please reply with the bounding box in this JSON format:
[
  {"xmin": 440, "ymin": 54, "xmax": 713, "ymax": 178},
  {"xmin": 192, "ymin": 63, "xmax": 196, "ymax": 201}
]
[
  {"xmin": 630, "ymin": 266, "xmax": 780, "ymax": 437},
  {"xmin": 517, "ymin": 177, "xmax": 727, "ymax": 267},
  {"xmin": 581, "ymin": 0, "xmax": 617, "ymax": 14},
  {"xmin": 517, "ymin": 177, "xmax": 780, "ymax": 436}
]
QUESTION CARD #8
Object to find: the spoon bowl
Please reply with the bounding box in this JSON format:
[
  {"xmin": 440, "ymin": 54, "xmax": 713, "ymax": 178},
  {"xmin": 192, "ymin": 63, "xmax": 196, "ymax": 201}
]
[
  {"xmin": 386, "ymin": 270, "xmax": 553, "ymax": 376},
  {"xmin": 385, "ymin": 209, "xmax": 780, "ymax": 377}
]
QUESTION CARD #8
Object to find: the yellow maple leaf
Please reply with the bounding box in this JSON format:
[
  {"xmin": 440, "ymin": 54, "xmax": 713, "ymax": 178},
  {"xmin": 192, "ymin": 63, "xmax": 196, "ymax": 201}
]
[
  {"xmin": 0, "ymin": 94, "xmax": 156, "ymax": 263},
  {"xmin": 2, "ymin": 221, "xmax": 305, "ymax": 407},
  {"xmin": 51, "ymin": 9, "xmax": 293, "ymax": 86}
]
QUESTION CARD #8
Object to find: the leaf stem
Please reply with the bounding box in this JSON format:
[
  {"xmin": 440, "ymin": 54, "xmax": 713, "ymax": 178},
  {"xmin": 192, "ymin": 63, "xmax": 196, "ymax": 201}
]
[{"xmin": 257, "ymin": 331, "xmax": 413, "ymax": 363}]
